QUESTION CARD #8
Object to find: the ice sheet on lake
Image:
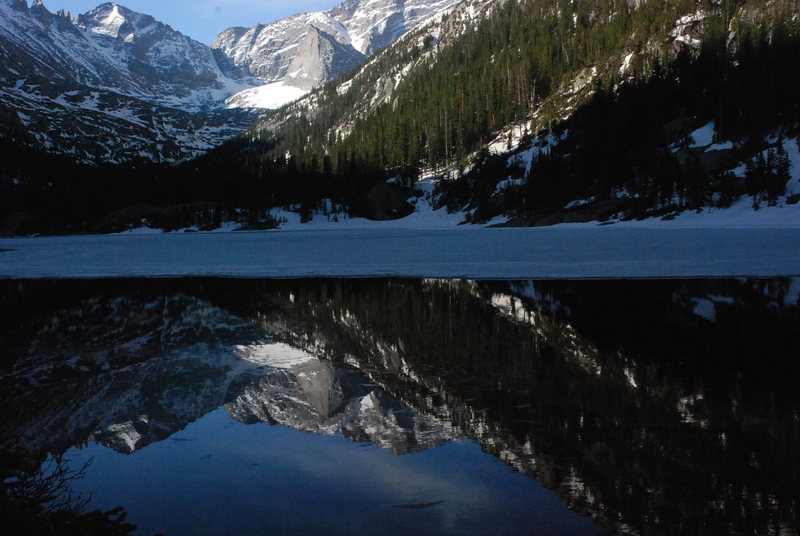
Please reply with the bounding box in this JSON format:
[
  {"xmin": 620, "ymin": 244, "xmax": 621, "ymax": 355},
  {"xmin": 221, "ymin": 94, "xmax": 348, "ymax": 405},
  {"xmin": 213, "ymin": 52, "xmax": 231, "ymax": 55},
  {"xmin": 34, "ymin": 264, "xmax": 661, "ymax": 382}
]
[{"xmin": 2, "ymin": 227, "xmax": 800, "ymax": 279}]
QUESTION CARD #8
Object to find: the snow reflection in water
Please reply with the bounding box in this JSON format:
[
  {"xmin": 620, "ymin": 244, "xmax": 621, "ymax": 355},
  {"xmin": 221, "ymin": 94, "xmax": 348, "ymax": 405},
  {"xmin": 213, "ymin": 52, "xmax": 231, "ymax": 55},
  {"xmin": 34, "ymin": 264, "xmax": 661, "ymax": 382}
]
[{"xmin": 1, "ymin": 277, "xmax": 798, "ymax": 535}]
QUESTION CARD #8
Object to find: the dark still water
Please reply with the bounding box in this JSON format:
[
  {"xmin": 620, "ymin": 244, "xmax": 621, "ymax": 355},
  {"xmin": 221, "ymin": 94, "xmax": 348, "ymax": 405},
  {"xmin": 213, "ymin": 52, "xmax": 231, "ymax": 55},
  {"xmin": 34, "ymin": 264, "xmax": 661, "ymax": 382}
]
[{"xmin": 1, "ymin": 278, "xmax": 799, "ymax": 535}]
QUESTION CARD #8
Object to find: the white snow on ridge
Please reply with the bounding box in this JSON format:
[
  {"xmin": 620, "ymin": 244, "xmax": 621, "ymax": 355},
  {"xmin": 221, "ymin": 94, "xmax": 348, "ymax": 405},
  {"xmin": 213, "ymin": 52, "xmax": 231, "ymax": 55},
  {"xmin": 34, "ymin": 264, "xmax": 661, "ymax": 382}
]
[
  {"xmin": 91, "ymin": 4, "xmax": 128, "ymax": 38},
  {"xmin": 619, "ymin": 52, "xmax": 634, "ymax": 75}
]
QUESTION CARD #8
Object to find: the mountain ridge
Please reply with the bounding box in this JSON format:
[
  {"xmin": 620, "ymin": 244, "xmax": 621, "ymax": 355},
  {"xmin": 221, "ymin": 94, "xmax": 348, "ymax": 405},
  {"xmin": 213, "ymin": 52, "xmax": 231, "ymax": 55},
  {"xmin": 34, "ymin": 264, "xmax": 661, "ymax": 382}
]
[
  {"xmin": 0, "ymin": 0, "xmax": 461, "ymax": 164},
  {"xmin": 2, "ymin": 0, "xmax": 800, "ymax": 234},
  {"xmin": 0, "ymin": 0, "xmax": 261, "ymax": 162},
  {"xmin": 207, "ymin": 0, "xmax": 800, "ymax": 229}
]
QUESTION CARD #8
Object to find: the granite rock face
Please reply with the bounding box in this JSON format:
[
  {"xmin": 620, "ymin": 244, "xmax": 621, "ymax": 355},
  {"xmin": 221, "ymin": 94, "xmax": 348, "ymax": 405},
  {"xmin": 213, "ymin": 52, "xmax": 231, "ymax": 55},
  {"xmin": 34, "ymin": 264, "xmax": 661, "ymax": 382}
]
[
  {"xmin": 213, "ymin": 0, "xmax": 460, "ymax": 91},
  {"xmin": 0, "ymin": 0, "xmax": 460, "ymax": 163},
  {"xmin": 0, "ymin": 0, "xmax": 259, "ymax": 163}
]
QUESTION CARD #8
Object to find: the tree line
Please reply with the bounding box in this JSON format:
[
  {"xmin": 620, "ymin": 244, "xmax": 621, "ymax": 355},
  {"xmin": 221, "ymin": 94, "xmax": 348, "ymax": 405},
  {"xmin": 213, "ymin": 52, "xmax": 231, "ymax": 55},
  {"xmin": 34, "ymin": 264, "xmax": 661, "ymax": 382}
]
[{"xmin": 2, "ymin": 0, "xmax": 799, "ymax": 233}]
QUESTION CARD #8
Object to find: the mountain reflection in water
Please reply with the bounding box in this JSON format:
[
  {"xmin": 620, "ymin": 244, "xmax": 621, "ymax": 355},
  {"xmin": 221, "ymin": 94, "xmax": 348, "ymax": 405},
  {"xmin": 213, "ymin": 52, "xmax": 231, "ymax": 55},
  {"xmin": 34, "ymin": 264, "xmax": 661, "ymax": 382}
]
[{"xmin": 1, "ymin": 278, "xmax": 798, "ymax": 535}]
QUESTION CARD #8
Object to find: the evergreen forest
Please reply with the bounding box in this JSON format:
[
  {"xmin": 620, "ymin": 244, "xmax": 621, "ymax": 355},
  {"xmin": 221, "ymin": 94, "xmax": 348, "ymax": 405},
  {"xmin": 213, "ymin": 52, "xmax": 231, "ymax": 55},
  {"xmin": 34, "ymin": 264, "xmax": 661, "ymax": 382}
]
[{"xmin": 2, "ymin": 0, "xmax": 799, "ymax": 233}]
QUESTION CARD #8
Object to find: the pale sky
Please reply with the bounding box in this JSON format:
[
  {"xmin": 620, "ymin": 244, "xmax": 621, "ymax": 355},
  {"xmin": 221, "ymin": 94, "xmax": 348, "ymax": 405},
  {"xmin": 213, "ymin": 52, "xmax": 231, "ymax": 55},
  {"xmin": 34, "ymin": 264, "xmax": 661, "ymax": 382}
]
[{"xmin": 37, "ymin": 0, "xmax": 340, "ymax": 44}]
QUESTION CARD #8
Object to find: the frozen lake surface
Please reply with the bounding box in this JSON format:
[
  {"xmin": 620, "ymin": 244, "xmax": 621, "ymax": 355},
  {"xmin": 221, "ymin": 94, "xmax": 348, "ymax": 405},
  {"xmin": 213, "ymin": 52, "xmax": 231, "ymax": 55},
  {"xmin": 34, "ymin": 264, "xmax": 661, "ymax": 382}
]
[{"xmin": 2, "ymin": 227, "xmax": 800, "ymax": 279}]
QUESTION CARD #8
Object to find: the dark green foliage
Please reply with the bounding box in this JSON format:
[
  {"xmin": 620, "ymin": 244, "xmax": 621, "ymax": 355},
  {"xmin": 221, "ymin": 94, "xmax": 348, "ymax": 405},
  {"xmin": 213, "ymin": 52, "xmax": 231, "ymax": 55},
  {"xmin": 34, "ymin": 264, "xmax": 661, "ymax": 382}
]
[
  {"xmin": 0, "ymin": 498, "xmax": 138, "ymax": 536},
  {"xmin": 0, "ymin": 453, "xmax": 139, "ymax": 536},
  {"xmin": 259, "ymin": 0, "xmax": 640, "ymax": 175},
  {"xmin": 746, "ymin": 141, "xmax": 792, "ymax": 208},
  {"xmin": 517, "ymin": 29, "xmax": 800, "ymax": 220},
  {"xmin": 2, "ymin": 0, "xmax": 799, "ymax": 233},
  {"xmin": 205, "ymin": 0, "xmax": 800, "ymax": 222},
  {"xmin": 0, "ymin": 139, "xmax": 165, "ymax": 235}
]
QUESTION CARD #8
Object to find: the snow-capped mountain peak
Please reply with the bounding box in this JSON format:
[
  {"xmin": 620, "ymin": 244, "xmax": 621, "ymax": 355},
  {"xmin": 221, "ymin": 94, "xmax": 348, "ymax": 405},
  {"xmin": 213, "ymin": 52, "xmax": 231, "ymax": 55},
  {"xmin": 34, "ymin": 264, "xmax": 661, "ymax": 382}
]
[
  {"xmin": 77, "ymin": 3, "xmax": 154, "ymax": 41},
  {"xmin": 0, "ymin": 0, "xmax": 263, "ymax": 163},
  {"xmin": 329, "ymin": 0, "xmax": 460, "ymax": 55},
  {"xmin": 0, "ymin": 0, "xmax": 462, "ymax": 164},
  {"xmin": 215, "ymin": 0, "xmax": 461, "ymax": 106}
]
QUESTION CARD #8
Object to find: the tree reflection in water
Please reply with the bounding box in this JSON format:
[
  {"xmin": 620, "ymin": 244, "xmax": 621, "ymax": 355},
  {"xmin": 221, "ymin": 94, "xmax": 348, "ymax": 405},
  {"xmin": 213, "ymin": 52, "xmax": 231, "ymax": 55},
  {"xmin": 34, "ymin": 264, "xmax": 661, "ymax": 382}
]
[{"xmin": 1, "ymin": 277, "xmax": 798, "ymax": 535}]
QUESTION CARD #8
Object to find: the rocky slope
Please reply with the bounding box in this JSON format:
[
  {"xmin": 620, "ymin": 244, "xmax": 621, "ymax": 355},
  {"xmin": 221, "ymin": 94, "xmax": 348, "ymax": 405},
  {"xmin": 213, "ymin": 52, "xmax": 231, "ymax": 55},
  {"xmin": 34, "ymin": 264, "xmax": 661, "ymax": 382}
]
[
  {"xmin": 233, "ymin": 0, "xmax": 800, "ymax": 227},
  {"xmin": 5, "ymin": 0, "xmax": 799, "ymax": 231},
  {"xmin": 0, "ymin": 0, "xmax": 461, "ymax": 164},
  {"xmin": 0, "ymin": 0, "xmax": 261, "ymax": 163},
  {"xmin": 214, "ymin": 0, "xmax": 459, "ymax": 95}
]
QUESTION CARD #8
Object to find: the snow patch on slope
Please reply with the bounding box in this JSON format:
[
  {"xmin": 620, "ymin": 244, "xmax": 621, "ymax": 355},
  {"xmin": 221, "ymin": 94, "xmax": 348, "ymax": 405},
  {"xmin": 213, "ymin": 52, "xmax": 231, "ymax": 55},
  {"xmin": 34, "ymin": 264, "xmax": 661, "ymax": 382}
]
[
  {"xmin": 226, "ymin": 81, "xmax": 309, "ymax": 109},
  {"xmin": 267, "ymin": 195, "xmax": 470, "ymax": 231},
  {"xmin": 555, "ymin": 196, "xmax": 800, "ymax": 229},
  {"xmin": 88, "ymin": 3, "xmax": 129, "ymax": 39}
]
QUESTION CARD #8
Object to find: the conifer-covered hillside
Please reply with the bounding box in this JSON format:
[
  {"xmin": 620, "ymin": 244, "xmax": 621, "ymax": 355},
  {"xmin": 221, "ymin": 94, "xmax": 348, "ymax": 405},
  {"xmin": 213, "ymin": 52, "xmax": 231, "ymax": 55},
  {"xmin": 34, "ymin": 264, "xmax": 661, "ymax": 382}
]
[
  {"xmin": 184, "ymin": 0, "xmax": 800, "ymax": 225},
  {"xmin": 3, "ymin": 0, "xmax": 800, "ymax": 234}
]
